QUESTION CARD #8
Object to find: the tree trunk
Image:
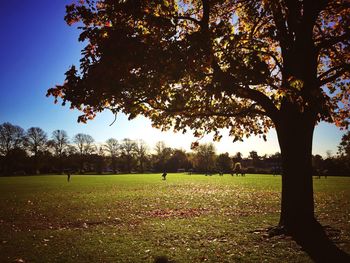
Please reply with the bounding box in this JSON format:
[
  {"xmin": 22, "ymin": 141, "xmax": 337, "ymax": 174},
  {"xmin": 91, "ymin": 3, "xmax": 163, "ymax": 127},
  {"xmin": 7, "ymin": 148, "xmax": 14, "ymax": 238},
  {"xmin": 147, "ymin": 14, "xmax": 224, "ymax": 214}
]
[{"xmin": 276, "ymin": 112, "xmax": 316, "ymax": 233}]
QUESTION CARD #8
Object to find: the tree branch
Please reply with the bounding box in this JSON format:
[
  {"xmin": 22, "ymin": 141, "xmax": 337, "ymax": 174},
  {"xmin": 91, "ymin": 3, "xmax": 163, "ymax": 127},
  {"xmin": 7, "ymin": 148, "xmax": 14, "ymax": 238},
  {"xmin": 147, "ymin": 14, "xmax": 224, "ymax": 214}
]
[
  {"xmin": 318, "ymin": 64, "xmax": 350, "ymax": 86},
  {"xmin": 250, "ymin": 10, "xmax": 268, "ymax": 38},
  {"xmin": 145, "ymin": 101, "xmax": 267, "ymax": 119},
  {"xmin": 236, "ymin": 85, "xmax": 279, "ymax": 120},
  {"xmin": 316, "ymin": 32, "xmax": 350, "ymax": 51},
  {"xmin": 176, "ymin": 0, "xmax": 279, "ymax": 121},
  {"xmin": 269, "ymin": 1, "xmax": 291, "ymax": 49},
  {"xmin": 241, "ymin": 47, "xmax": 283, "ymax": 72},
  {"xmin": 201, "ymin": 0, "xmax": 210, "ymax": 30},
  {"xmin": 211, "ymin": 60, "xmax": 279, "ymax": 121},
  {"xmin": 317, "ymin": 64, "xmax": 348, "ymax": 81}
]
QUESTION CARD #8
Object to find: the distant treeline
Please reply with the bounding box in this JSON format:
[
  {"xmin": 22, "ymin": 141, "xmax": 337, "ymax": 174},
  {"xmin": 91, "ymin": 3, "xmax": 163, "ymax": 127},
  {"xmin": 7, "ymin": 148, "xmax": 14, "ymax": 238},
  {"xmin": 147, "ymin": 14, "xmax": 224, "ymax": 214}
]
[{"xmin": 0, "ymin": 122, "xmax": 349, "ymax": 176}]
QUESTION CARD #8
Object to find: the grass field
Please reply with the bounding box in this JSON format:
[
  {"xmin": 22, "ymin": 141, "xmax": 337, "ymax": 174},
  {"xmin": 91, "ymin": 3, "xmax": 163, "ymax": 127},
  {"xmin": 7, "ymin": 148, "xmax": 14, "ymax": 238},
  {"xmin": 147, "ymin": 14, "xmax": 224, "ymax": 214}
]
[{"xmin": 0, "ymin": 174, "xmax": 349, "ymax": 262}]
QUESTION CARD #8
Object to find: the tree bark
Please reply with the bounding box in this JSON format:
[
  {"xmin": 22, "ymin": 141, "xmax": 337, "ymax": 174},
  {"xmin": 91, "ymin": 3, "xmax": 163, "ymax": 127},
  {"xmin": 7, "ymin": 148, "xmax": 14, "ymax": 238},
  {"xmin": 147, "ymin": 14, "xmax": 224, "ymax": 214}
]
[{"xmin": 275, "ymin": 110, "xmax": 316, "ymax": 233}]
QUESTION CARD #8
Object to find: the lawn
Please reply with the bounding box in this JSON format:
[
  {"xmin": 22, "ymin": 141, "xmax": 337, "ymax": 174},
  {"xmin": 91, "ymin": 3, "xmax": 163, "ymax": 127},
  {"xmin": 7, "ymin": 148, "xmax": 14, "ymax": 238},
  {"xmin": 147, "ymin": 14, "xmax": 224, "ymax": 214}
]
[{"xmin": 0, "ymin": 174, "xmax": 349, "ymax": 262}]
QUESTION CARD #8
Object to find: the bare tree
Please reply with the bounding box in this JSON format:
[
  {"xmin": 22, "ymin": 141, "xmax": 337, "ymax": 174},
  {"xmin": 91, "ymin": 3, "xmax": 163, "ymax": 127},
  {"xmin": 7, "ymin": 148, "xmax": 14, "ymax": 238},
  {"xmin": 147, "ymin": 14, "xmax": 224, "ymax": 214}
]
[
  {"xmin": 73, "ymin": 133, "xmax": 95, "ymax": 172},
  {"xmin": 0, "ymin": 122, "xmax": 24, "ymax": 156},
  {"xmin": 73, "ymin": 133, "xmax": 95, "ymax": 155},
  {"xmin": 47, "ymin": 130, "xmax": 70, "ymax": 173},
  {"xmin": 135, "ymin": 140, "xmax": 149, "ymax": 173},
  {"xmin": 105, "ymin": 138, "xmax": 120, "ymax": 173},
  {"xmin": 120, "ymin": 138, "xmax": 137, "ymax": 173},
  {"xmin": 0, "ymin": 122, "xmax": 25, "ymax": 174},
  {"xmin": 49, "ymin": 130, "xmax": 69, "ymax": 157},
  {"xmin": 24, "ymin": 127, "xmax": 48, "ymax": 173}
]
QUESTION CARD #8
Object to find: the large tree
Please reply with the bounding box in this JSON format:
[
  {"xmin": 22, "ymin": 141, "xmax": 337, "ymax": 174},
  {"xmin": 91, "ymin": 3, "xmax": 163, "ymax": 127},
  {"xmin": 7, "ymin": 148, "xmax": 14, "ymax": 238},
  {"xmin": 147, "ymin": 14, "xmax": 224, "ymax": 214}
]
[{"xmin": 47, "ymin": 0, "xmax": 349, "ymax": 235}]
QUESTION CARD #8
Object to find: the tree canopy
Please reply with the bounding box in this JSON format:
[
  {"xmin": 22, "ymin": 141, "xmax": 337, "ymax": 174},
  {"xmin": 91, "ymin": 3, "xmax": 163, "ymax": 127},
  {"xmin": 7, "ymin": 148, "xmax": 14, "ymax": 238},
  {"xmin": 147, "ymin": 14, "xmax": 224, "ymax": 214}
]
[{"xmin": 47, "ymin": 0, "xmax": 349, "ymax": 142}]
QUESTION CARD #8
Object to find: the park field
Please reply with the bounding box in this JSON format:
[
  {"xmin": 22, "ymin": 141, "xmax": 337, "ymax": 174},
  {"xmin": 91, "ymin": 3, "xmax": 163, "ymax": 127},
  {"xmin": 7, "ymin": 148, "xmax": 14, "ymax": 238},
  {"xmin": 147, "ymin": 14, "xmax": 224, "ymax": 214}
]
[{"xmin": 0, "ymin": 174, "xmax": 349, "ymax": 262}]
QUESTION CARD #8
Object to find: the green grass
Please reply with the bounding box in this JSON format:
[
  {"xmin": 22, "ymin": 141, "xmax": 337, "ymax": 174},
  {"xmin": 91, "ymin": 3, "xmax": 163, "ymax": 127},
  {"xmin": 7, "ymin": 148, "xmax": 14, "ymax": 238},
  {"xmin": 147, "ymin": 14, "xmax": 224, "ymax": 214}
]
[{"xmin": 0, "ymin": 174, "xmax": 349, "ymax": 262}]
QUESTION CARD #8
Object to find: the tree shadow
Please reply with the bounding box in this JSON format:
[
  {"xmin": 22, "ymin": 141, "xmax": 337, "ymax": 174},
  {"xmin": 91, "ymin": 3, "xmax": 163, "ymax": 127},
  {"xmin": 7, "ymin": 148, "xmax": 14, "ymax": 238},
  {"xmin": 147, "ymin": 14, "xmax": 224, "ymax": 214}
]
[
  {"xmin": 289, "ymin": 221, "xmax": 350, "ymax": 263},
  {"xmin": 154, "ymin": 255, "xmax": 175, "ymax": 263}
]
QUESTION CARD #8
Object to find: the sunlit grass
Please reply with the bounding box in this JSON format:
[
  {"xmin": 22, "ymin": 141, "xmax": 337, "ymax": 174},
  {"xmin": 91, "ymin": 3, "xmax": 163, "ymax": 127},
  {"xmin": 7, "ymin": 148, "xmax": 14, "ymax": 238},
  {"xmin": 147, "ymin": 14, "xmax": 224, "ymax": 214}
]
[{"xmin": 0, "ymin": 174, "xmax": 349, "ymax": 262}]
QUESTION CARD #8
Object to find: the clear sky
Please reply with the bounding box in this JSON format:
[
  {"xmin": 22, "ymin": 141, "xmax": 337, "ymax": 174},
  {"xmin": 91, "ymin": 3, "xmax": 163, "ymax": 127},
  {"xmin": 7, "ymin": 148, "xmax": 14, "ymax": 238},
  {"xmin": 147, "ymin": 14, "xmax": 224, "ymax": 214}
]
[{"xmin": 0, "ymin": 0, "xmax": 347, "ymax": 157}]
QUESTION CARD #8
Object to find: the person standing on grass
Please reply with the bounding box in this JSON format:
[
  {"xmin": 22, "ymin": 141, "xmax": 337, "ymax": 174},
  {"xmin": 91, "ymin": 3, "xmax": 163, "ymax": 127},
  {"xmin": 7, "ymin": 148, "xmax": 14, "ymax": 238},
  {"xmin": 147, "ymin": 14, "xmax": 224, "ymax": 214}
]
[
  {"xmin": 67, "ymin": 172, "xmax": 71, "ymax": 182},
  {"xmin": 162, "ymin": 172, "xmax": 167, "ymax": 180}
]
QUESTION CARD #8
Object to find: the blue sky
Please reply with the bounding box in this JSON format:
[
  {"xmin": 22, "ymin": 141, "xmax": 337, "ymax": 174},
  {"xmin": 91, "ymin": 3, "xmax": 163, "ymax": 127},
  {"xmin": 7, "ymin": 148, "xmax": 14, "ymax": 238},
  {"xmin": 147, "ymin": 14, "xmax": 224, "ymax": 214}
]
[{"xmin": 0, "ymin": 0, "xmax": 346, "ymax": 157}]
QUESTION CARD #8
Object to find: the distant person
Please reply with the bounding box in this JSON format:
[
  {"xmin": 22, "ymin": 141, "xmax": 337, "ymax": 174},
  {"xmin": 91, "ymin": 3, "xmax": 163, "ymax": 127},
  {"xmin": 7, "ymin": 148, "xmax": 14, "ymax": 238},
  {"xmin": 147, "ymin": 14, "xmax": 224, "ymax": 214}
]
[
  {"xmin": 162, "ymin": 172, "xmax": 167, "ymax": 180},
  {"xmin": 67, "ymin": 172, "xmax": 71, "ymax": 182}
]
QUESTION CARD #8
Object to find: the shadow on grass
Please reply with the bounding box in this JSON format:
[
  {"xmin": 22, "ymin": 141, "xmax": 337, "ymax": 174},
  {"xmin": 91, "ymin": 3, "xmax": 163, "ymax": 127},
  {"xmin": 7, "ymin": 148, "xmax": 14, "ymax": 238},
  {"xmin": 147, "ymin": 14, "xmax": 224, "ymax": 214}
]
[
  {"xmin": 291, "ymin": 221, "xmax": 350, "ymax": 263},
  {"xmin": 154, "ymin": 255, "xmax": 175, "ymax": 263}
]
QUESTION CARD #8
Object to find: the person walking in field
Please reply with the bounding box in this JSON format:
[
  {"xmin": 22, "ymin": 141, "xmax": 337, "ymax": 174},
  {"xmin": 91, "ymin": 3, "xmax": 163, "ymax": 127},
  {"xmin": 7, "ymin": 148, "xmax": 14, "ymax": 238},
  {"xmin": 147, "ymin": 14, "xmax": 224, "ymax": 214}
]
[
  {"xmin": 67, "ymin": 172, "xmax": 71, "ymax": 182},
  {"xmin": 162, "ymin": 172, "xmax": 167, "ymax": 180}
]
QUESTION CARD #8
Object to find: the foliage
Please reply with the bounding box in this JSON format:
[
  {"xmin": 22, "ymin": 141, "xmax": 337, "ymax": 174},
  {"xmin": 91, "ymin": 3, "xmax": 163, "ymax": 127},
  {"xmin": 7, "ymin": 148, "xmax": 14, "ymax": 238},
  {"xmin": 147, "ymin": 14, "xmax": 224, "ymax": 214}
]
[
  {"xmin": 249, "ymin": 151, "xmax": 259, "ymax": 160},
  {"xmin": 47, "ymin": 0, "xmax": 350, "ymax": 139},
  {"xmin": 166, "ymin": 149, "xmax": 191, "ymax": 172},
  {"xmin": 232, "ymin": 151, "xmax": 243, "ymax": 163},
  {"xmin": 216, "ymin": 152, "xmax": 233, "ymax": 173},
  {"xmin": 338, "ymin": 131, "xmax": 350, "ymax": 157},
  {"xmin": 193, "ymin": 143, "xmax": 216, "ymax": 173},
  {"xmin": 153, "ymin": 141, "xmax": 173, "ymax": 172}
]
